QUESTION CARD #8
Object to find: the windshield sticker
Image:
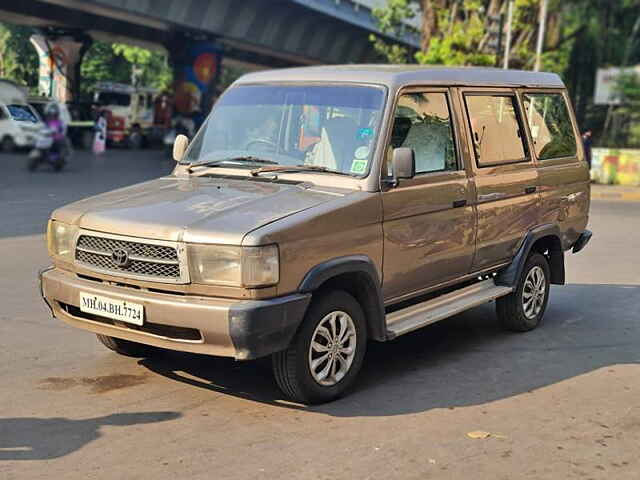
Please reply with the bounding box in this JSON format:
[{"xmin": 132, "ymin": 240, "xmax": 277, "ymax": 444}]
[
  {"xmin": 354, "ymin": 146, "xmax": 370, "ymax": 159},
  {"xmin": 357, "ymin": 127, "xmax": 373, "ymax": 140},
  {"xmin": 350, "ymin": 159, "xmax": 368, "ymax": 174}
]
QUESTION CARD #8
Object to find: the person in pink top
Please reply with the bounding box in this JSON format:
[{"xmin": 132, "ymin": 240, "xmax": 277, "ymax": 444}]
[{"xmin": 44, "ymin": 103, "xmax": 66, "ymax": 154}]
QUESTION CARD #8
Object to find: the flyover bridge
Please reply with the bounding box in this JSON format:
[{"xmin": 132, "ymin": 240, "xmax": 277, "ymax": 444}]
[{"xmin": 2, "ymin": 0, "xmax": 419, "ymax": 103}]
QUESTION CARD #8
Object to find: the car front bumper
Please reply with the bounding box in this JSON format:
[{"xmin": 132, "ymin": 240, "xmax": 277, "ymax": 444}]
[{"xmin": 39, "ymin": 267, "xmax": 310, "ymax": 360}]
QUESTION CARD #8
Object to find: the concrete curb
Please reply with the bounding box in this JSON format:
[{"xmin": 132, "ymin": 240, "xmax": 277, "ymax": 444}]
[{"xmin": 591, "ymin": 190, "xmax": 640, "ymax": 202}]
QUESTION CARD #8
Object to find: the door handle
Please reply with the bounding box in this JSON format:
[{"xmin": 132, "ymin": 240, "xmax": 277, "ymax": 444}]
[
  {"xmin": 478, "ymin": 192, "xmax": 506, "ymax": 202},
  {"xmin": 524, "ymin": 186, "xmax": 537, "ymax": 194},
  {"xmin": 452, "ymin": 199, "xmax": 467, "ymax": 208}
]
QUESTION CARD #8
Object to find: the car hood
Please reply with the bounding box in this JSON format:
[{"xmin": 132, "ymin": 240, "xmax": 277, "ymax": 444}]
[{"xmin": 52, "ymin": 175, "xmax": 347, "ymax": 244}]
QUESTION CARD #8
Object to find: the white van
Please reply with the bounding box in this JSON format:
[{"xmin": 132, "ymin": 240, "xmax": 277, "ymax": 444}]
[{"xmin": 0, "ymin": 80, "xmax": 43, "ymax": 152}]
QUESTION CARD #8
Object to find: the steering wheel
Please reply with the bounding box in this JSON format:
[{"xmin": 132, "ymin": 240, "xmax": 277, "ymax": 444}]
[{"xmin": 245, "ymin": 138, "xmax": 278, "ymax": 152}]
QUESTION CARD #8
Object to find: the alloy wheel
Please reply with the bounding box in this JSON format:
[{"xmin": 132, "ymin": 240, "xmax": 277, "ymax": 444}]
[
  {"xmin": 522, "ymin": 265, "xmax": 546, "ymax": 319},
  {"xmin": 308, "ymin": 310, "xmax": 357, "ymax": 386}
]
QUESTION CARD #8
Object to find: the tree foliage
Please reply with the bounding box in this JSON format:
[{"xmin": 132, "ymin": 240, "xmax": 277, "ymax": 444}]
[
  {"xmin": 81, "ymin": 41, "xmax": 172, "ymax": 95},
  {"xmin": 371, "ymin": 0, "xmax": 640, "ymax": 145},
  {"xmin": 0, "ymin": 21, "xmax": 172, "ymax": 98},
  {"xmin": 0, "ymin": 23, "xmax": 38, "ymax": 91}
]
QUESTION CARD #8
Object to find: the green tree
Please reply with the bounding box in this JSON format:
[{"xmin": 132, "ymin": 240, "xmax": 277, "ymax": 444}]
[
  {"xmin": 369, "ymin": 0, "xmax": 583, "ymax": 70},
  {"xmin": 112, "ymin": 43, "xmax": 172, "ymax": 90},
  {"xmin": 80, "ymin": 41, "xmax": 172, "ymax": 97},
  {"xmin": 0, "ymin": 22, "xmax": 39, "ymax": 90}
]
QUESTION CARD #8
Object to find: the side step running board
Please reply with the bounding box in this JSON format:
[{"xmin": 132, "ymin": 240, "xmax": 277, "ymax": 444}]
[{"xmin": 385, "ymin": 279, "xmax": 513, "ymax": 339}]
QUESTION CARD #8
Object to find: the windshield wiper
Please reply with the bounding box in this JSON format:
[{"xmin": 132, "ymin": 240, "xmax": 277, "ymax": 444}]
[
  {"xmin": 250, "ymin": 165, "xmax": 351, "ymax": 177},
  {"xmin": 187, "ymin": 156, "xmax": 278, "ymax": 173}
]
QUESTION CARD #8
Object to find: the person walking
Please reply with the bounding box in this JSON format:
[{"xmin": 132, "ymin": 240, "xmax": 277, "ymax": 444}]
[
  {"xmin": 582, "ymin": 129, "xmax": 593, "ymax": 169},
  {"xmin": 93, "ymin": 110, "xmax": 107, "ymax": 155}
]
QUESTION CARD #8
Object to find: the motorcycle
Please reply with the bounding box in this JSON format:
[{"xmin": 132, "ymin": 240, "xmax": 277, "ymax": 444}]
[
  {"xmin": 163, "ymin": 116, "xmax": 194, "ymax": 158},
  {"xmin": 28, "ymin": 128, "xmax": 71, "ymax": 172}
]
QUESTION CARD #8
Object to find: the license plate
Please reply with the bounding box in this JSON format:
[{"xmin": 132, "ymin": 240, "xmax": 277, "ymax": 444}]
[{"xmin": 79, "ymin": 292, "xmax": 144, "ymax": 326}]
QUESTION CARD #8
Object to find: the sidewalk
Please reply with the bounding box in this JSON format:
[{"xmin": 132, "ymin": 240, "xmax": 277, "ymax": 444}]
[{"xmin": 591, "ymin": 184, "xmax": 640, "ymax": 202}]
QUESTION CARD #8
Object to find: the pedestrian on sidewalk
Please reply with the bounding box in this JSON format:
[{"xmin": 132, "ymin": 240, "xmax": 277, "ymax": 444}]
[
  {"xmin": 93, "ymin": 110, "xmax": 107, "ymax": 155},
  {"xmin": 582, "ymin": 129, "xmax": 593, "ymax": 169}
]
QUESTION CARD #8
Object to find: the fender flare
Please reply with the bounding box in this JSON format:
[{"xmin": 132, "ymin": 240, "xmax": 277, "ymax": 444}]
[
  {"xmin": 298, "ymin": 255, "xmax": 387, "ymax": 341},
  {"xmin": 496, "ymin": 224, "xmax": 565, "ymax": 288}
]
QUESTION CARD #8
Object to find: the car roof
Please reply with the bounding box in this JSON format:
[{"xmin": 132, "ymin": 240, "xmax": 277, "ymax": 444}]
[{"xmin": 235, "ymin": 65, "xmax": 565, "ymax": 89}]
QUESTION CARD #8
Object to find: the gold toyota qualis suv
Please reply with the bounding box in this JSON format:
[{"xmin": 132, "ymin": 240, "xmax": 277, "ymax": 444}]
[{"xmin": 40, "ymin": 66, "xmax": 592, "ymax": 404}]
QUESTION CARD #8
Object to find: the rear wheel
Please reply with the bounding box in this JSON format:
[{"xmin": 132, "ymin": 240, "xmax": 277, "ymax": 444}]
[
  {"xmin": 27, "ymin": 156, "xmax": 39, "ymax": 171},
  {"xmin": 272, "ymin": 290, "xmax": 367, "ymax": 404},
  {"xmin": 1, "ymin": 136, "xmax": 15, "ymax": 153},
  {"xmin": 496, "ymin": 252, "xmax": 551, "ymax": 332},
  {"xmin": 96, "ymin": 334, "xmax": 158, "ymax": 357},
  {"xmin": 128, "ymin": 129, "xmax": 143, "ymax": 149},
  {"xmin": 81, "ymin": 130, "xmax": 94, "ymax": 150}
]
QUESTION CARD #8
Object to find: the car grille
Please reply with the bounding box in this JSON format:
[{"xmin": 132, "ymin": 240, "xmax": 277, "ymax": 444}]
[{"xmin": 75, "ymin": 233, "xmax": 187, "ymax": 283}]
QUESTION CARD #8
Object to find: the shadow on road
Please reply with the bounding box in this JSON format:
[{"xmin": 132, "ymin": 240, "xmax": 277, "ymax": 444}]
[
  {"xmin": 0, "ymin": 411, "xmax": 180, "ymax": 461},
  {"xmin": 138, "ymin": 284, "xmax": 640, "ymax": 416}
]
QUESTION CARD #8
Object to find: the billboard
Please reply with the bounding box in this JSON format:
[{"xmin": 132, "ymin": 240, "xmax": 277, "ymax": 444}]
[{"xmin": 594, "ymin": 66, "xmax": 640, "ymax": 105}]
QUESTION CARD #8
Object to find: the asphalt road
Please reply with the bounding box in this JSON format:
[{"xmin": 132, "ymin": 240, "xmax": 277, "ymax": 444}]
[{"xmin": 1, "ymin": 150, "xmax": 639, "ymax": 479}]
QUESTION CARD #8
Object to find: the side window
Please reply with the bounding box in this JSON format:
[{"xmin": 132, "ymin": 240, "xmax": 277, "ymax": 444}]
[
  {"xmin": 522, "ymin": 92, "xmax": 577, "ymax": 160},
  {"xmin": 390, "ymin": 92, "xmax": 457, "ymax": 174},
  {"xmin": 465, "ymin": 95, "xmax": 527, "ymax": 166}
]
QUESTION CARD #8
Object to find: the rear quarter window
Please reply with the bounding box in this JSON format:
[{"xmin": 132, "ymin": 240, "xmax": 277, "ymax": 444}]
[{"xmin": 522, "ymin": 92, "xmax": 577, "ymax": 160}]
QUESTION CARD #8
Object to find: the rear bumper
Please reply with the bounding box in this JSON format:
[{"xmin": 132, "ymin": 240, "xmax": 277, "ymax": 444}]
[
  {"xmin": 39, "ymin": 267, "xmax": 310, "ymax": 360},
  {"xmin": 572, "ymin": 229, "xmax": 592, "ymax": 254}
]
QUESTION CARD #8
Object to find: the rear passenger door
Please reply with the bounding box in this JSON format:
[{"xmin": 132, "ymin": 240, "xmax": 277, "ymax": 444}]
[
  {"xmin": 461, "ymin": 89, "xmax": 540, "ymax": 271},
  {"xmin": 520, "ymin": 90, "xmax": 589, "ymax": 248},
  {"xmin": 381, "ymin": 89, "xmax": 475, "ymax": 303}
]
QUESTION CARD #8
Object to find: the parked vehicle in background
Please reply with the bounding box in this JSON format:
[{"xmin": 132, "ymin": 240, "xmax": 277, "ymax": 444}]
[
  {"xmin": 93, "ymin": 82, "xmax": 158, "ymax": 149},
  {"xmin": 40, "ymin": 66, "xmax": 592, "ymax": 404},
  {"xmin": 0, "ymin": 80, "xmax": 44, "ymax": 152}
]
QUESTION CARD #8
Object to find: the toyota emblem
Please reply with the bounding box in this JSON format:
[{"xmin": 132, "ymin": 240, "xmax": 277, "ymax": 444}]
[{"xmin": 111, "ymin": 248, "xmax": 131, "ymax": 268}]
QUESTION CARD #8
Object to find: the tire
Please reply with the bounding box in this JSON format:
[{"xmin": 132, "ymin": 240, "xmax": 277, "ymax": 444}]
[
  {"xmin": 53, "ymin": 159, "xmax": 65, "ymax": 172},
  {"xmin": 81, "ymin": 130, "xmax": 94, "ymax": 150},
  {"xmin": 128, "ymin": 130, "xmax": 143, "ymax": 149},
  {"xmin": 28, "ymin": 157, "xmax": 39, "ymax": 171},
  {"xmin": 96, "ymin": 334, "xmax": 158, "ymax": 357},
  {"xmin": 272, "ymin": 290, "xmax": 367, "ymax": 404},
  {"xmin": 496, "ymin": 252, "xmax": 551, "ymax": 332},
  {"xmin": 1, "ymin": 136, "xmax": 15, "ymax": 153}
]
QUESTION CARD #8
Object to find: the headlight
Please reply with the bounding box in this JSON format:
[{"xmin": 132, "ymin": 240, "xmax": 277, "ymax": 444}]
[
  {"xmin": 46, "ymin": 220, "xmax": 78, "ymax": 262},
  {"xmin": 188, "ymin": 244, "xmax": 279, "ymax": 287}
]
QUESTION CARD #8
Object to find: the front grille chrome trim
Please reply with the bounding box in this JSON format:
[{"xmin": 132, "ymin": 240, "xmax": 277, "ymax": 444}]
[
  {"xmin": 74, "ymin": 229, "xmax": 190, "ymax": 284},
  {"xmin": 75, "ymin": 245, "xmax": 180, "ymax": 265}
]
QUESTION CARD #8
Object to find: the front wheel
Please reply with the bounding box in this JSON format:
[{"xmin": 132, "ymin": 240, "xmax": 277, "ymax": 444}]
[
  {"xmin": 1, "ymin": 136, "xmax": 15, "ymax": 153},
  {"xmin": 128, "ymin": 130, "xmax": 143, "ymax": 149},
  {"xmin": 272, "ymin": 290, "xmax": 367, "ymax": 404},
  {"xmin": 496, "ymin": 252, "xmax": 551, "ymax": 332},
  {"xmin": 27, "ymin": 156, "xmax": 39, "ymax": 171}
]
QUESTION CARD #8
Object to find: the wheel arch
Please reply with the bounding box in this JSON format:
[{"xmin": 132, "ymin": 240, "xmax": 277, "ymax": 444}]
[
  {"xmin": 496, "ymin": 225, "xmax": 565, "ymax": 288},
  {"xmin": 298, "ymin": 255, "xmax": 387, "ymax": 342}
]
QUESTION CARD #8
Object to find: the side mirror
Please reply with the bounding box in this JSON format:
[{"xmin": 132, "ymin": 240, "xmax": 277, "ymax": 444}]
[
  {"xmin": 392, "ymin": 147, "xmax": 415, "ymax": 180},
  {"xmin": 173, "ymin": 134, "xmax": 189, "ymax": 162}
]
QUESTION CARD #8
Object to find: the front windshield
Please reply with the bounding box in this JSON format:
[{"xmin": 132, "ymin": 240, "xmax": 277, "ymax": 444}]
[
  {"xmin": 97, "ymin": 92, "xmax": 131, "ymax": 107},
  {"xmin": 8, "ymin": 104, "xmax": 38, "ymax": 123},
  {"xmin": 184, "ymin": 84, "xmax": 386, "ymax": 176}
]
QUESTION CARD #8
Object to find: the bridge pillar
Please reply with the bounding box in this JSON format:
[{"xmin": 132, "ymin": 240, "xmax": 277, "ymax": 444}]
[
  {"xmin": 30, "ymin": 31, "xmax": 91, "ymax": 102},
  {"xmin": 169, "ymin": 36, "xmax": 223, "ymax": 116}
]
